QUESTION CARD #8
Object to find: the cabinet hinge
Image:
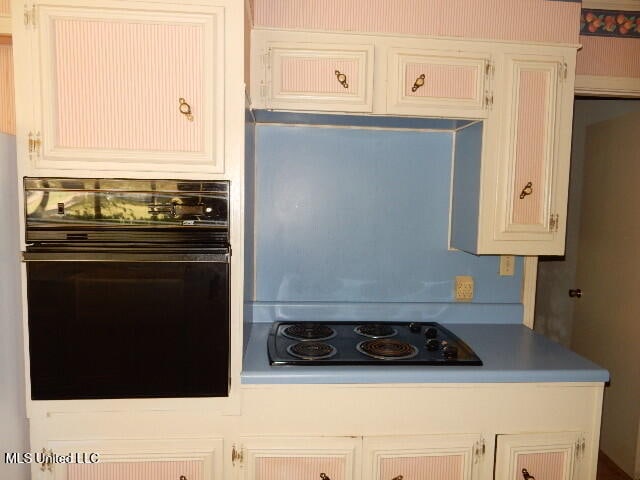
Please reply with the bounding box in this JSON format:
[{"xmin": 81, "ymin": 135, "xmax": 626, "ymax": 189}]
[
  {"xmin": 485, "ymin": 60, "xmax": 495, "ymax": 78},
  {"xmin": 23, "ymin": 3, "xmax": 37, "ymax": 28},
  {"xmin": 575, "ymin": 437, "xmax": 586, "ymax": 459},
  {"xmin": 473, "ymin": 438, "xmax": 486, "ymax": 463},
  {"xmin": 39, "ymin": 448, "xmax": 53, "ymax": 472},
  {"xmin": 28, "ymin": 131, "xmax": 41, "ymax": 159},
  {"xmin": 261, "ymin": 51, "xmax": 271, "ymax": 68},
  {"xmin": 559, "ymin": 62, "xmax": 568, "ymax": 81},
  {"xmin": 231, "ymin": 444, "xmax": 244, "ymax": 466},
  {"xmin": 484, "ymin": 92, "xmax": 494, "ymax": 110},
  {"xmin": 549, "ymin": 213, "xmax": 559, "ymax": 232}
]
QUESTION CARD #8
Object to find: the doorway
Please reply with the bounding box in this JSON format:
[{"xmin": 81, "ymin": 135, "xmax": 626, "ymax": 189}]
[{"xmin": 535, "ymin": 98, "xmax": 640, "ymax": 480}]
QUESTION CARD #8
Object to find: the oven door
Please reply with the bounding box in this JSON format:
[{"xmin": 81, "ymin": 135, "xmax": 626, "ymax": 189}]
[{"xmin": 24, "ymin": 251, "xmax": 230, "ymax": 400}]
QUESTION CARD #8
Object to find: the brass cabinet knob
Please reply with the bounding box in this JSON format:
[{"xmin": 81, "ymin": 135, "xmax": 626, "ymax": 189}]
[
  {"xmin": 179, "ymin": 98, "xmax": 194, "ymax": 121},
  {"xmin": 334, "ymin": 70, "xmax": 349, "ymax": 89},
  {"xmin": 522, "ymin": 468, "xmax": 535, "ymax": 480},
  {"xmin": 411, "ymin": 74, "xmax": 425, "ymax": 92},
  {"xmin": 519, "ymin": 182, "xmax": 533, "ymax": 199}
]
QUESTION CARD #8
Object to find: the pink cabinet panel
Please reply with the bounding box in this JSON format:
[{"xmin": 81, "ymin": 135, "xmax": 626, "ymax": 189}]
[
  {"xmin": 280, "ymin": 57, "xmax": 359, "ymax": 95},
  {"xmin": 68, "ymin": 460, "xmax": 203, "ymax": 480},
  {"xmin": 379, "ymin": 454, "xmax": 464, "ymax": 480},
  {"xmin": 386, "ymin": 49, "xmax": 490, "ymax": 117},
  {"xmin": 267, "ymin": 43, "xmax": 373, "ymax": 112},
  {"xmin": 255, "ymin": 456, "xmax": 347, "ymax": 480},
  {"xmin": 0, "ymin": 0, "xmax": 9, "ymax": 16},
  {"xmin": 404, "ymin": 63, "xmax": 477, "ymax": 100},
  {"xmin": 52, "ymin": 18, "xmax": 204, "ymax": 153},
  {"xmin": 511, "ymin": 70, "xmax": 548, "ymax": 226},
  {"xmin": 0, "ymin": 43, "xmax": 15, "ymax": 135},
  {"xmin": 494, "ymin": 432, "xmax": 581, "ymax": 480},
  {"xmin": 516, "ymin": 451, "xmax": 566, "ymax": 480}
]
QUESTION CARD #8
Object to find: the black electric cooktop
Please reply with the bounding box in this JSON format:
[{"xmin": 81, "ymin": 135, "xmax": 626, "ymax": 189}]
[{"xmin": 268, "ymin": 321, "xmax": 483, "ymax": 366}]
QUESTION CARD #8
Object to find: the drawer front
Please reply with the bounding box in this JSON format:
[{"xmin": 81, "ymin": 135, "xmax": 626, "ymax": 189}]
[
  {"xmin": 268, "ymin": 43, "xmax": 374, "ymax": 112},
  {"xmin": 387, "ymin": 49, "xmax": 490, "ymax": 117}
]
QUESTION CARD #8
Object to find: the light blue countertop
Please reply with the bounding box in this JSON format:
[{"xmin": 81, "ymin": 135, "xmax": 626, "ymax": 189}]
[{"xmin": 241, "ymin": 323, "xmax": 609, "ymax": 384}]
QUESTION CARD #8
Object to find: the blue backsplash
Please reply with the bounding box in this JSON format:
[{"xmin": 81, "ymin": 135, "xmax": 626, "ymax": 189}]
[{"xmin": 249, "ymin": 123, "xmax": 523, "ymax": 315}]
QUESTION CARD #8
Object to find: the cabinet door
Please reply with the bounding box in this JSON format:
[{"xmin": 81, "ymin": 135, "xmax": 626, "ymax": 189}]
[
  {"xmin": 451, "ymin": 47, "xmax": 575, "ymax": 255},
  {"xmin": 492, "ymin": 52, "xmax": 573, "ymax": 254},
  {"xmin": 240, "ymin": 436, "xmax": 361, "ymax": 480},
  {"xmin": 387, "ymin": 47, "xmax": 492, "ymax": 119},
  {"xmin": 264, "ymin": 43, "xmax": 374, "ymax": 112},
  {"xmin": 35, "ymin": 438, "xmax": 222, "ymax": 480},
  {"xmin": 21, "ymin": 0, "xmax": 225, "ymax": 174},
  {"xmin": 494, "ymin": 432, "xmax": 583, "ymax": 480},
  {"xmin": 364, "ymin": 434, "xmax": 483, "ymax": 480}
]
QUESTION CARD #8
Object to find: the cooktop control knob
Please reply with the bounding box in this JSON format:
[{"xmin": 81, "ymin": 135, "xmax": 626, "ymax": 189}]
[
  {"xmin": 408, "ymin": 322, "xmax": 421, "ymax": 333},
  {"xmin": 426, "ymin": 338, "xmax": 440, "ymax": 351},
  {"xmin": 425, "ymin": 327, "xmax": 438, "ymax": 339},
  {"xmin": 443, "ymin": 345, "xmax": 458, "ymax": 359}
]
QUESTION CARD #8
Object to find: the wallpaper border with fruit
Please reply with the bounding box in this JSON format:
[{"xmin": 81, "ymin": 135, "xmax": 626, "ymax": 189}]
[{"xmin": 581, "ymin": 9, "xmax": 640, "ymax": 37}]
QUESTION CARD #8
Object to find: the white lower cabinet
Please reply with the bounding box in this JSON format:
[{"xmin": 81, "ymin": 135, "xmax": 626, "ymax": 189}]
[
  {"xmin": 239, "ymin": 436, "xmax": 361, "ymax": 480},
  {"xmin": 35, "ymin": 438, "xmax": 223, "ymax": 480},
  {"xmin": 364, "ymin": 434, "xmax": 483, "ymax": 480},
  {"xmin": 237, "ymin": 432, "xmax": 587, "ymax": 480},
  {"xmin": 237, "ymin": 434, "xmax": 485, "ymax": 480},
  {"xmin": 494, "ymin": 432, "xmax": 584, "ymax": 480}
]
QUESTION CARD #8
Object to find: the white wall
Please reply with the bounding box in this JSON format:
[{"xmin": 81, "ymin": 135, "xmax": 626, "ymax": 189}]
[{"xmin": 0, "ymin": 132, "xmax": 28, "ymax": 479}]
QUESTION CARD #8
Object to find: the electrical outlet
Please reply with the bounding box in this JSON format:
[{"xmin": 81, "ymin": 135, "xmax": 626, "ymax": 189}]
[
  {"xmin": 455, "ymin": 275, "xmax": 474, "ymax": 302},
  {"xmin": 500, "ymin": 255, "xmax": 515, "ymax": 276}
]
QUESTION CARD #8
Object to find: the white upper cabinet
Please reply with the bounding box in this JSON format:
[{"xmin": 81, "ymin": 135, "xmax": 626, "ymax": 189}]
[
  {"xmin": 262, "ymin": 42, "xmax": 374, "ymax": 112},
  {"xmin": 13, "ymin": 0, "xmax": 242, "ymax": 177},
  {"xmin": 451, "ymin": 45, "xmax": 575, "ymax": 255},
  {"xmin": 386, "ymin": 47, "xmax": 492, "ymax": 118}
]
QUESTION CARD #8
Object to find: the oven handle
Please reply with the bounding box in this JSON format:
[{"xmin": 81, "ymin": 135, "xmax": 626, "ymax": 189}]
[{"xmin": 22, "ymin": 251, "xmax": 230, "ymax": 263}]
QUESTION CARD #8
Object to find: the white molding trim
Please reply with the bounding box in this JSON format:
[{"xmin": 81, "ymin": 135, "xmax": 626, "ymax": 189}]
[
  {"xmin": 0, "ymin": 15, "xmax": 11, "ymax": 35},
  {"xmin": 522, "ymin": 256, "xmax": 538, "ymax": 329},
  {"xmin": 575, "ymin": 74, "xmax": 640, "ymax": 98},
  {"xmin": 582, "ymin": 0, "xmax": 640, "ymax": 10}
]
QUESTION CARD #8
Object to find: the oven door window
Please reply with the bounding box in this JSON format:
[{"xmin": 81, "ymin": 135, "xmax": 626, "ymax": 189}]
[{"xmin": 26, "ymin": 261, "xmax": 229, "ymax": 400}]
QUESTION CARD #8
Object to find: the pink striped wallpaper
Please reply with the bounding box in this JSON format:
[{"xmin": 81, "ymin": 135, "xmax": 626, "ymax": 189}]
[
  {"xmin": 254, "ymin": 0, "xmax": 580, "ymax": 44},
  {"xmin": 68, "ymin": 459, "xmax": 203, "ymax": 480},
  {"xmin": 0, "ymin": 44, "xmax": 15, "ymax": 135},
  {"xmin": 0, "ymin": 0, "xmax": 9, "ymax": 16},
  {"xmin": 405, "ymin": 63, "xmax": 476, "ymax": 99},
  {"xmin": 379, "ymin": 454, "xmax": 464, "ymax": 480},
  {"xmin": 516, "ymin": 451, "xmax": 566, "ymax": 480},
  {"xmin": 53, "ymin": 18, "xmax": 205, "ymax": 152},
  {"xmin": 255, "ymin": 456, "xmax": 346, "ymax": 480},
  {"xmin": 280, "ymin": 57, "xmax": 359, "ymax": 94},
  {"xmin": 512, "ymin": 70, "xmax": 548, "ymax": 226},
  {"xmin": 576, "ymin": 35, "xmax": 640, "ymax": 78}
]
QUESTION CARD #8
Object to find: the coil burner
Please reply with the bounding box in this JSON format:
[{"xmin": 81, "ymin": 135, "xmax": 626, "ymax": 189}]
[
  {"xmin": 282, "ymin": 323, "xmax": 336, "ymax": 341},
  {"xmin": 287, "ymin": 342, "xmax": 337, "ymax": 360},
  {"xmin": 356, "ymin": 339, "xmax": 418, "ymax": 360},
  {"xmin": 354, "ymin": 324, "xmax": 397, "ymax": 339}
]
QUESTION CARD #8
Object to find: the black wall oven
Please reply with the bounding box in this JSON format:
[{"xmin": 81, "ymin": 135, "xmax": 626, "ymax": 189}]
[{"xmin": 23, "ymin": 178, "xmax": 230, "ymax": 400}]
